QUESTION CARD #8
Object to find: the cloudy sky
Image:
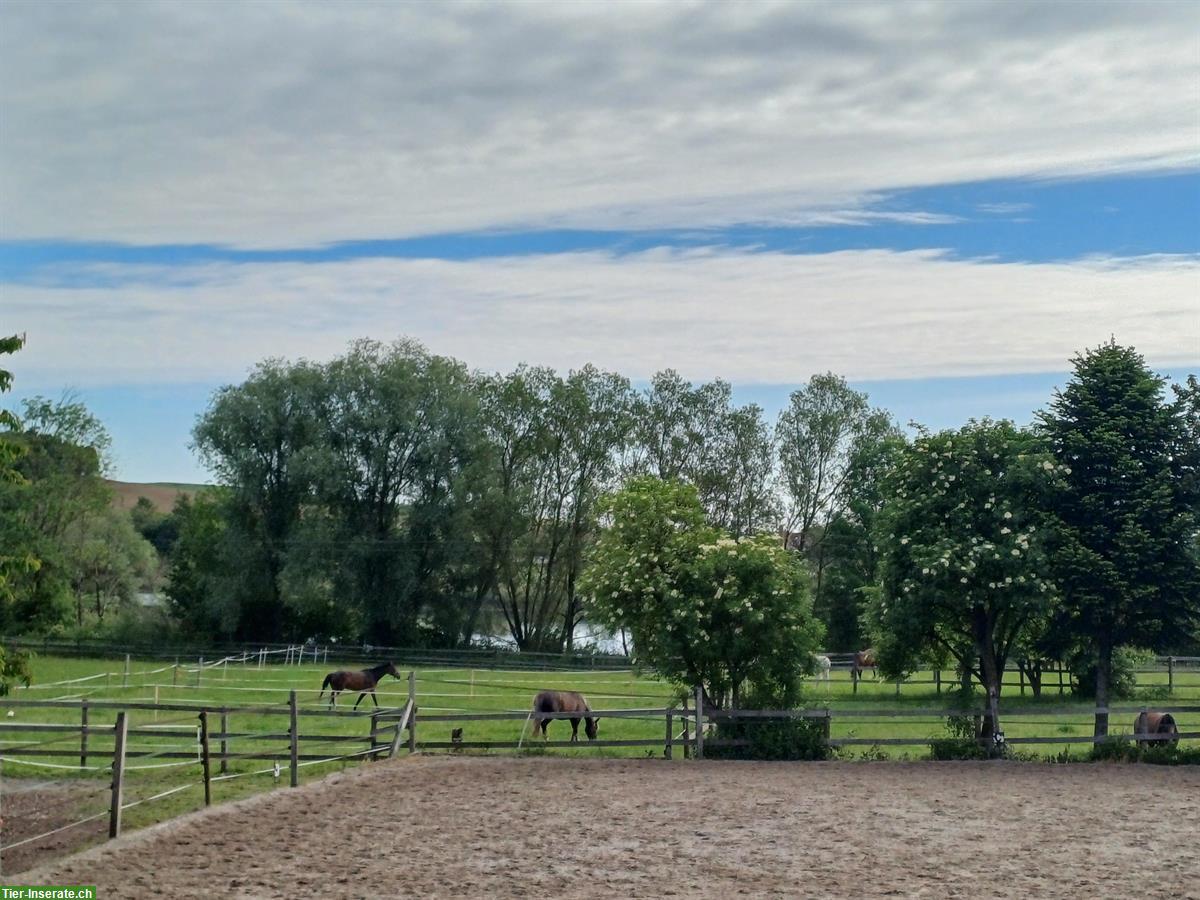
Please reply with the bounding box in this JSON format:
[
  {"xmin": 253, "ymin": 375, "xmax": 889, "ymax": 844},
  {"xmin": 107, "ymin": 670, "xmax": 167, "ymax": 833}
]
[{"xmin": 2, "ymin": 0, "xmax": 1197, "ymax": 482}]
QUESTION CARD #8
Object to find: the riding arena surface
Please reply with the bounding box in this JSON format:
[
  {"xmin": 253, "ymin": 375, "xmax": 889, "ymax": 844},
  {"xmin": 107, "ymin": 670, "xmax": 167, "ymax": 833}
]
[{"xmin": 26, "ymin": 757, "xmax": 1200, "ymax": 899}]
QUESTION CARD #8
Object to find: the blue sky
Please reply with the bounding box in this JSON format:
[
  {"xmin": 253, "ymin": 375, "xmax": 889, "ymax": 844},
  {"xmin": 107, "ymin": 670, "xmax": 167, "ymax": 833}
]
[{"xmin": 1, "ymin": 2, "xmax": 1197, "ymax": 483}]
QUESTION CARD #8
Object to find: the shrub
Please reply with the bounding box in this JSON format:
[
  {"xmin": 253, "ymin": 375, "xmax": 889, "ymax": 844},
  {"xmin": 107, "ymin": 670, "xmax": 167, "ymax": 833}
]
[
  {"xmin": 929, "ymin": 713, "xmax": 987, "ymax": 760},
  {"xmin": 708, "ymin": 715, "xmax": 829, "ymax": 761},
  {"xmin": 1090, "ymin": 736, "xmax": 1200, "ymax": 765}
]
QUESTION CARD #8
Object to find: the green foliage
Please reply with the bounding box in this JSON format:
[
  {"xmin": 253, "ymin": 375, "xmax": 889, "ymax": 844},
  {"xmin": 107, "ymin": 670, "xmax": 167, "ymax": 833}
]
[
  {"xmin": 582, "ymin": 476, "xmax": 823, "ymax": 707},
  {"xmin": 710, "ymin": 716, "xmax": 829, "ymax": 761},
  {"xmin": 633, "ymin": 371, "xmax": 776, "ymax": 537},
  {"xmin": 20, "ymin": 393, "xmax": 114, "ymax": 475},
  {"xmin": 869, "ymin": 419, "xmax": 1059, "ymax": 705},
  {"xmin": 1089, "ymin": 737, "xmax": 1200, "ymax": 766},
  {"xmin": 0, "ymin": 644, "xmax": 33, "ymax": 696},
  {"xmin": 1038, "ymin": 342, "xmax": 1200, "ymax": 730}
]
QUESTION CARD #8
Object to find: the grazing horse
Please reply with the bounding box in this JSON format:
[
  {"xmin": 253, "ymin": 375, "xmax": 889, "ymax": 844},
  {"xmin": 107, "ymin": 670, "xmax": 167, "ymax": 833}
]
[
  {"xmin": 530, "ymin": 690, "xmax": 598, "ymax": 742},
  {"xmin": 319, "ymin": 662, "xmax": 400, "ymax": 710},
  {"xmin": 1133, "ymin": 711, "xmax": 1179, "ymax": 747},
  {"xmin": 814, "ymin": 654, "xmax": 832, "ymax": 683},
  {"xmin": 852, "ymin": 649, "xmax": 879, "ymax": 681}
]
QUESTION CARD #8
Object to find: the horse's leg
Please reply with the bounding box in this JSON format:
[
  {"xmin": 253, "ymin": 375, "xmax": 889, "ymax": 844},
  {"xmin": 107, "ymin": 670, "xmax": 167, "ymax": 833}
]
[
  {"xmin": 354, "ymin": 692, "xmax": 366, "ymax": 710},
  {"xmin": 570, "ymin": 717, "xmax": 579, "ymax": 742},
  {"xmin": 371, "ymin": 689, "xmax": 379, "ymax": 708},
  {"xmin": 329, "ymin": 690, "xmax": 337, "ymax": 710}
]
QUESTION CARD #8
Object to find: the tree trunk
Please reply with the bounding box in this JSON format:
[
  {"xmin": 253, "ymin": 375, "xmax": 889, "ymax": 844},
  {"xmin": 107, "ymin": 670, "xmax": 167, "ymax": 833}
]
[{"xmin": 1094, "ymin": 636, "xmax": 1112, "ymax": 739}]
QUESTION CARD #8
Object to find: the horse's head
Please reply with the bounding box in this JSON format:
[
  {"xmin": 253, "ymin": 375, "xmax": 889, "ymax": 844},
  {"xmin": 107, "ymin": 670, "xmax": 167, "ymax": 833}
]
[
  {"xmin": 585, "ymin": 716, "xmax": 598, "ymax": 741},
  {"xmin": 385, "ymin": 662, "xmax": 401, "ymax": 679}
]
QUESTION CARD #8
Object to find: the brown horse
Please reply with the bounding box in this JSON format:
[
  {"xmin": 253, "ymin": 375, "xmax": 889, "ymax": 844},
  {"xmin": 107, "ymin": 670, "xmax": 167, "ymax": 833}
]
[
  {"xmin": 530, "ymin": 690, "xmax": 598, "ymax": 742},
  {"xmin": 852, "ymin": 649, "xmax": 878, "ymax": 680},
  {"xmin": 1133, "ymin": 711, "xmax": 1179, "ymax": 747},
  {"xmin": 319, "ymin": 662, "xmax": 400, "ymax": 709}
]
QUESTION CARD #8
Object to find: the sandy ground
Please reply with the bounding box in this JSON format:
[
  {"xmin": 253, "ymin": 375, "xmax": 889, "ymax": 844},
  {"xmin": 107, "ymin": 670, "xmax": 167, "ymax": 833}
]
[
  {"xmin": 1, "ymin": 778, "xmax": 109, "ymax": 875},
  {"xmin": 20, "ymin": 757, "xmax": 1200, "ymax": 899}
]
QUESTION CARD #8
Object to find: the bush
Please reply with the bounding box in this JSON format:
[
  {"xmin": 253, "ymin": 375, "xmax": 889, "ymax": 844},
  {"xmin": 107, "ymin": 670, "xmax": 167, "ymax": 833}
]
[
  {"xmin": 708, "ymin": 714, "xmax": 829, "ymax": 761},
  {"xmin": 928, "ymin": 713, "xmax": 987, "ymax": 760},
  {"xmin": 1090, "ymin": 736, "xmax": 1200, "ymax": 766},
  {"xmin": 1069, "ymin": 646, "xmax": 1148, "ymax": 700},
  {"xmin": 705, "ymin": 682, "xmax": 829, "ymax": 761}
]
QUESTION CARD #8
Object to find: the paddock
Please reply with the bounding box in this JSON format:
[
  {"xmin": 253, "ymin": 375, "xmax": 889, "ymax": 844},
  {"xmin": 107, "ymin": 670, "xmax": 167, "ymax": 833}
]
[{"xmin": 25, "ymin": 757, "xmax": 1200, "ymax": 899}]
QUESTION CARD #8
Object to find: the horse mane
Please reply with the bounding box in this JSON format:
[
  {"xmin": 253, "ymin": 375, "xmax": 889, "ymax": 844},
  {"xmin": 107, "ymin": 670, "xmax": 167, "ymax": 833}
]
[{"xmin": 365, "ymin": 661, "xmax": 392, "ymax": 676}]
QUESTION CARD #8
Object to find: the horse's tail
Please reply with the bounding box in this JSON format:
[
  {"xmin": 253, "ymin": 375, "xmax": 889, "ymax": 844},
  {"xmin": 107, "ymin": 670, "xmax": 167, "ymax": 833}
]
[{"xmin": 319, "ymin": 673, "xmax": 332, "ymax": 700}]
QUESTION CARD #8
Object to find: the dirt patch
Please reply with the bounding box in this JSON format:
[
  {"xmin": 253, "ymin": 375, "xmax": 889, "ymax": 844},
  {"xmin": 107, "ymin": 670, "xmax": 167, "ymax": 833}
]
[
  {"xmin": 22, "ymin": 758, "xmax": 1200, "ymax": 898},
  {"xmin": 2, "ymin": 778, "xmax": 110, "ymax": 875}
]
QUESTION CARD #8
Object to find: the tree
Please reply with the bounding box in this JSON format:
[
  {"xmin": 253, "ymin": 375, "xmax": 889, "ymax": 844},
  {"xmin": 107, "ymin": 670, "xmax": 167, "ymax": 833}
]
[
  {"xmin": 582, "ymin": 477, "xmax": 823, "ymax": 707},
  {"xmin": 0, "ymin": 334, "xmax": 41, "ymax": 608},
  {"xmin": 869, "ymin": 420, "xmax": 1058, "ymax": 748},
  {"xmin": 1038, "ymin": 343, "xmax": 1200, "ymax": 737},
  {"xmin": 777, "ymin": 373, "xmax": 895, "ymax": 552},
  {"xmin": 21, "ymin": 393, "xmax": 114, "ymax": 475},
  {"xmin": 634, "ymin": 371, "xmax": 776, "ymax": 536},
  {"xmin": 815, "ymin": 431, "xmax": 906, "ymax": 650},
  {"xmin": 194, "ymin": 358, "xmax": 323, "ymax": 639},
  {"xmin": 63, "ymin": 507, "xmax": 157, "ymax": 626}
]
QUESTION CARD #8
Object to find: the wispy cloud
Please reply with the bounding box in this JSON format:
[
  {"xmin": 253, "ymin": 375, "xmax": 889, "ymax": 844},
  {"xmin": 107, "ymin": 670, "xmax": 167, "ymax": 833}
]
[
  {"xmin": 976, "ymin": 202, "xmax": 1034, "ymax": 215},
  {"xmin": 7, "ymin": 249, "xmax": 1196, "ymax": 386},
  {"xmin": 1, "ymin": 1, "xmax": 1196, "ymax": 248}
]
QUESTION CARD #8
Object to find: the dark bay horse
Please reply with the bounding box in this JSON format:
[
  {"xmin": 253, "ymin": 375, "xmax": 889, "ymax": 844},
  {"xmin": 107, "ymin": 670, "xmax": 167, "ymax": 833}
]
[
  {"xmin": 319, "ymin": 662, "xmax": 400, "ymax": 709},
  {"xmin": 1133, "ymin": 710, "xmax": 1179, "ymax": 747},
  {"xmin": 852, "ymin": 649, "xmax": 879, "ymax": 680},
  {"xmin": 530, "ymin": 690, "xmax": 598, "ymax": 742}
]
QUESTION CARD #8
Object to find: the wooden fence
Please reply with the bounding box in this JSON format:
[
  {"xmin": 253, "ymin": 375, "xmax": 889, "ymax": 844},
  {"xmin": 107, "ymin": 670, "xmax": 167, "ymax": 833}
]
[{"xmin": 3, "ymin": 674, "xmax": 1197, "ymax": 867}]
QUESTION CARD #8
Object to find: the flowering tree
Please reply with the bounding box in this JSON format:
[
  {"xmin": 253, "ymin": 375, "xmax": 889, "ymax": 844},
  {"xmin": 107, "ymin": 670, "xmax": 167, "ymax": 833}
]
[
  {"xmin": 868, "ymin": 420, "xmax": 1060, "ymax": 740},
  {"xmin": 582, "ymin": 477, "xmax": 823, "ymax": 708}
]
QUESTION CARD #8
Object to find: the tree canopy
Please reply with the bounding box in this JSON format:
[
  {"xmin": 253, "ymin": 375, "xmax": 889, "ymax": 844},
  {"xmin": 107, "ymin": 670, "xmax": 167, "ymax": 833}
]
[{"xmin": 582, "ymin": 477, "xmax": 823, "ymax": 707}]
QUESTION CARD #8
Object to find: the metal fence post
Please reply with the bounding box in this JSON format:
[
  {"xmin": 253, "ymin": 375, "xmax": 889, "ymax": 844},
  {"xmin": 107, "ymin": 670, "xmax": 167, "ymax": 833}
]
[
  {"xmin": 80, "ymin": 700, "xmax": 89, "ymax": 768},
  {"xmin": 109, "ymin": 711, "xmax": 128, "ymax": 839},
  {"xmin": 407, "ymin": 671, "xmax": 417, "ymax": 754},
  {"xmin": 289, "ymin": 690, "xmax": 299, "ymax": 787},
  {"xmin": 199, "ymin": 710, "xmax": 212, "ymax": 807}
]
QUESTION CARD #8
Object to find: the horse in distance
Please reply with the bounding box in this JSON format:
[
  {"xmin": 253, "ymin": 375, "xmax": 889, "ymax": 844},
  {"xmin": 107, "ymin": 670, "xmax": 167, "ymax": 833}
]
[
  {"xmin": 852, "ymin": 648, "xmax": 879, "ymax": 681},
  {"xmin": 530, "ymin": 690, "xmax": 598, "ymax": 742},
  {"xmin": 1133, "ymin": 710, "xmax": 1179, "ymax": 747},
  {"xmin": 319, "ymin": 661, "xmax": 401, "ymax": 710}
]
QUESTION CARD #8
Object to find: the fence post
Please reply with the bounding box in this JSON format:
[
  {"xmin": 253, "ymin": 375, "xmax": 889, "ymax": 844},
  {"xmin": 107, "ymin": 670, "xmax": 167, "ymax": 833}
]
[
  {"xmin": 852, "ymin": 667, "xmax": 859, "ymax": 695},
  {"xmin": 934, "ymin": 669, "xmax": 941, "ymax": 695},
  {"xmin": 1058, "ymin": 662, "xmax": 1065, "ymax": 696},
  {"xmin": 199, "ymin": 710, "xmax": 212, "ymax": 807},
  {"xmin": 173, "ymin": 660, "xmax": 179, "ymax": 686},
  {"xmin": 665, "ymin": 709, "xmax": 673, "ymax": 760},
  {"xmin": 1019, "ymin": 665, "xmax": 1026, "ymax": 697},
  {"xmin": 123, "ymin": 653, "xmax": 130, "ymax": 689},
  {"xmin": 323, "ymin": 647, "xmax": 328, "ymax": 664},
  {"xmin": 407, "ymin": 671, "xmax": 417, "ymax": 754},
  {"xmin": 108, "ymin": 711, "xmax": 128, "ymax": 839},
  {"xmin": 80, "ymin": 700, "xmax": 89, "ymax": 768},
  {"xmin": 694, "ymin": 685, "xmax": 704, "ymax": 760},
  {"xmin": 289, "ymin": 690, "xmax": 299, "ymax": 788},
  {"xmin": 681, "ymin": 696, "xmax": 691, "ymax": 759},
  {"xmin": 822, "ymin": 708, "xmax": 832, "ymax": 747},
  {"xmin": 370, "ymin": 712, "xmax": 380, "ymax": 760},
  {"xmin": 1168, "ymin": 656, "xmax": 1175, "ymax": 694},
  {"xmin": 220, "ymin": 711, "xmax": 229, "ymax": 775},
  {"xmin": 197, "ymin": 656, "xmax": 203, "ymax": 687}
]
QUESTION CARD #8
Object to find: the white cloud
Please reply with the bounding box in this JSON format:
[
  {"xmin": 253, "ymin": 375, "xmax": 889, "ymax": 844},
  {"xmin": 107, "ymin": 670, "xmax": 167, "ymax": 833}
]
[
  {"xmin": 0, "ymin": 1, "xmax": 1196, "ymax": 247},
  {"xmin": 7, "ymin": 248, "xmax": 1196, "ymax": 386}
]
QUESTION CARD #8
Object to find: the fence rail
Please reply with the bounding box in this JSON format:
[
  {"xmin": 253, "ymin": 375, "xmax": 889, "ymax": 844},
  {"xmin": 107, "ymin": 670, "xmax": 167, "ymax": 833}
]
[{"xmin": 2, "ymin": 672, "xmax": 1196, "ymax": 871}]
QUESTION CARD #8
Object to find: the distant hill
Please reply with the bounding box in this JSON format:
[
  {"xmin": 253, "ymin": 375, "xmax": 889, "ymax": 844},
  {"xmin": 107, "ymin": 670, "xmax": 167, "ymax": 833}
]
[{"xmin": 107, "ymin": 480, "xmax": 211, "ymax": 511}]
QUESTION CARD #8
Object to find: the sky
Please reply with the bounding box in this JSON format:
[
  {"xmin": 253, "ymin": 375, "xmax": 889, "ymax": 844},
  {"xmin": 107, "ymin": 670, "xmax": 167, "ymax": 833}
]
[{"xmin": 1, "ymin": 1, "xmax": 1197, "ymax": 484}]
